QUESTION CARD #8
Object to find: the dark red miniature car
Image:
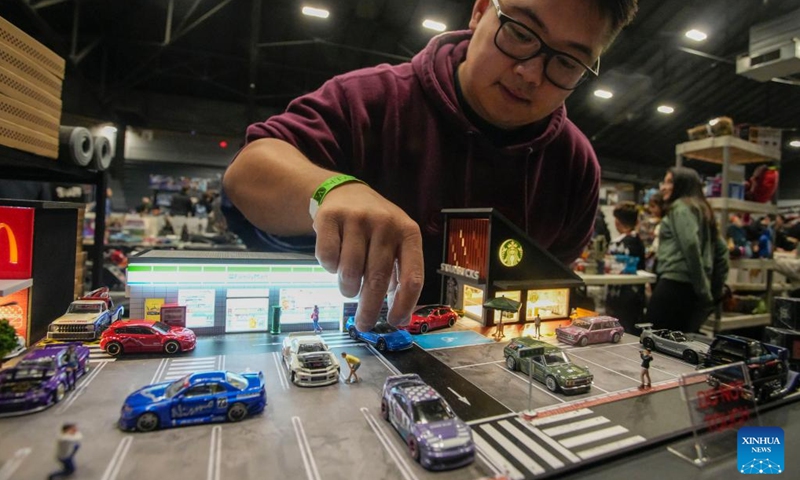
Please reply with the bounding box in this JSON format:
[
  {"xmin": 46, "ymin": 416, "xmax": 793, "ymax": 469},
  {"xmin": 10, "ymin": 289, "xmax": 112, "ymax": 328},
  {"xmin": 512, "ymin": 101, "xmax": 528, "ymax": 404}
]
[
  {"xmin": 99, "ymin": 320, "xmax": 196, "ymax": 356},
  {"xmin": 400, "ymin": 305, "xmax": 459, "ymax": 334}
]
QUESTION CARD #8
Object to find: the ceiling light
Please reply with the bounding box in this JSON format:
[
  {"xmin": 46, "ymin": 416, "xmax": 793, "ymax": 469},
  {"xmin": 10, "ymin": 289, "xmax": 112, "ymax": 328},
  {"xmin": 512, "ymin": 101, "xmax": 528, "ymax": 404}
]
[
  {"xmin": 657, "ymin": 105, "xmax": 675, "ymax": 114},
  {"xmin": 302, "ymin": 6, "xmax": 329, "ymax": 19},
  {"xmin": 422, "ymin": 19, "xmax": 446, "ymax": 32},
  {"xmin": 708, "ymin": 118, "xmax": 719, "ymax": 126},
  {"xmin": 685, "ymin": 29, "xmax": 707, "ymax": 41},
  {"xmin": 593, "ymin": 89, "xmax": 613, "ymax": 99},
  {"xmin": 790, "ymin": 140, "xmax": 800, "ymax": 148}
]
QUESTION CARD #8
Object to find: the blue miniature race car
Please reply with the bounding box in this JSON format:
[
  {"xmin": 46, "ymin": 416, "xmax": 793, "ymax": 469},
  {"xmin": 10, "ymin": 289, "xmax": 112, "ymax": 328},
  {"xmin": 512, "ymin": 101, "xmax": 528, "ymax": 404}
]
[
  {"xmin": 345, "ymin": 316, "xmax": 413, "ymax": 352},
  {"xmin": 118, "ymin": 370, "xmax": 266, "ymax": 432}
]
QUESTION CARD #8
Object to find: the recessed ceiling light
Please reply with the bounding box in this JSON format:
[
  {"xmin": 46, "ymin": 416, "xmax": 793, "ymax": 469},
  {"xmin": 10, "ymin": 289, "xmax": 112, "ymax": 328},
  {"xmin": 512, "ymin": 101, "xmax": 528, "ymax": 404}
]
[
  {"xmin": 302, "ymin": 6, "xmax": 329, "ymax": 19},
  {"xmin": 685, "ymin": 29, "xmax": 707, "ymax": 41},
  {"xmin": 657, "ymin": 105, "xmax": 675, "ymax": 114},
  {"xmin": 593, "ymin": 89, "xmax": 613, "ymax": 99},
  {"xmin": 422, "ymin": 19, "xmax": 446, "ymax": 32},
  {"xmin": 790, "ymin": 140, "xmax": 800, "ymax": 148}
]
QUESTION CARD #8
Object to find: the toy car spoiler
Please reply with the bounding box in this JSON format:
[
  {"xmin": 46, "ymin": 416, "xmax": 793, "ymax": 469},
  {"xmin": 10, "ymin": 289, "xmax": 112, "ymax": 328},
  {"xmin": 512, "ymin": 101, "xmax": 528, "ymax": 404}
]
[{"xmin": 634, "ymin": 323, "xmax": 654, "ymax": 330}]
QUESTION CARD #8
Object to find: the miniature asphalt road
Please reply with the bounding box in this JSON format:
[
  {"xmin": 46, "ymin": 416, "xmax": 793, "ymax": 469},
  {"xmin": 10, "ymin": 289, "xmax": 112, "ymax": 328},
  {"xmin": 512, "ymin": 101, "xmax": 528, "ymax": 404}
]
[{"xmin": 0, "ymin": 330, "xmax": 781, "ymax": 480}]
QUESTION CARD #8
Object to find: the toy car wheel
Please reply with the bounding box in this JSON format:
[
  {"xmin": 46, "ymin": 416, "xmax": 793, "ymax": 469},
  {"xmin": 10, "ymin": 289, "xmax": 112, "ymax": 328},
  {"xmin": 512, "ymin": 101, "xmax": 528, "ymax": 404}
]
[
  {"xmin": 136, "ymin": 412, "xmax": 159, "ymax": 432},
  {"xmin": 380, "ymin": 399, "xmax": 389, "ymax": 421},
  {"xmin": 448, "ymin": 317, "xmax": 456, "ymax": 328},
  {"xmin": 348, "ymin": 327, "xmax": 358, "ymax": 340},
  {"xmin": 376, "ymin": 339, "xmax": 387, "ymax": 351},
  {"xmin": 164, "ymin": 341, "xmax": 180, "ymax": 354},
  {"xmin": 545, "ymin": 376, "xmax": 559, "ymax": 392},
  {"xmin": 420, "ymin": 323, "xmax": 429, "ymax": 334},
  {"xmin": 227, "ymin": 403, "xmax": 248, "ymax": 422},
  {"xmin": 505, "ymin": 356, "xmax": 516, "ymax": 371},
  {"xmin": 408, "ymin": 437, "xmax": 420, "ymax": 462},
  {"xmin": 643, "ymin": 338, "xmax": 655, "ymax": 350},
  {"xmin": 682, "ymin": 350, "xmax": 698, "ymax": 365},
  {"xmin": 578, "ymin": 336, "xmax": 588, "ymax": 347},
  {"xmin": 54, "ymin": 383, "xmax": 66, "ymax": 403},
  {"xmin": 611, "ymin": 332, "xmax": 621, "ymax": 343},
  {"xmin": 106, "ymin": 342, "xmax": 123, "ymax": 356}
]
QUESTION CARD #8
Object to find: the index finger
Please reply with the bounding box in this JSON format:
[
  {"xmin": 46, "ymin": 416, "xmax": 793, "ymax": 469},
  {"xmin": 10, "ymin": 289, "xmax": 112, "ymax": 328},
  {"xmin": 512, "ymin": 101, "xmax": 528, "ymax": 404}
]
[{"xmin": 386, "ymin": 230, "xmax": 424, "ymax": 326}]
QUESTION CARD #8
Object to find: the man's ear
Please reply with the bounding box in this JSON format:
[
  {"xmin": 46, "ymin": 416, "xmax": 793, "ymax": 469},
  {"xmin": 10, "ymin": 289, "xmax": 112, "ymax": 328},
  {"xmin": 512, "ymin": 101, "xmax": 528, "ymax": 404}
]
[{"xmin": 469, "ymin": 0, "xmax": 490, "ymax": 30}]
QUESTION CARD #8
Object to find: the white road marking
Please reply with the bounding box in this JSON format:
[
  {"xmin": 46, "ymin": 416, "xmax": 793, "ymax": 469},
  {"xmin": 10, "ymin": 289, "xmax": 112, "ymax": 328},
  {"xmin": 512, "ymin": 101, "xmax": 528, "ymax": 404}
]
[
  {"xmin": 0, "ymin": 447, "xmax": 31, "ymax": 480},
  {"xmin": 367, "ymin": 346, "xmax": 402, "ymax": 375},
  {"xmin": 466, "ymin": 412, "xmax": 518, "ymax": 426},
  {"xmin": 360, "ymin": 407, "xmax": 418, "ymax": 480},
  {"xmin": 541, "ymin": 416, "xmax": 611, "ymax": 437},
  {"xmin": 496, "ymin": 364, "xmax": 566, "ymax": 403},
  {"xmin": 292, "ymin": 417, "xmax": 321, "ymax": 480},
  {"xmin": 169, "ymin": 358, "xmax": 217, "ymax": 364},
  {"xmin": 497, "ymin": 420, "xmax": 565, "ymax": 470},
  {"xmin": 271, "ymin": 352, "xmax": 289, "ymax": 390},
  {"xmin": 566, "ymin": 351, "xmax": 643, "ymax": 384},
  {"xmin": 218, "ymin": 354, "xmax": 225, "ymax": 371},
  {"xmin": 149, "ymin": 358, "xmax": 168, "ymax": 385},
  {"xmin": 480, "ymin": 423, "xmax": 545, "ymax": 476},
  {"xmin": 559, "ymin": 425, "xmax": 629, "ymax": 449},
  {"xmin": 56, "ymin": 361, "xmax": 107, "ymax": 414},
  {"xmin": 452, "ymin": 360, "xmax": 505, "ymax": 370},
  {"xmin": 591, "ymin": 383, "xmax": 610, "ymax": 394},
  {"xmin": 526, "ymin": 408, "xmax": 593, "ymax": 427},
  {"xmin": 472, "ymin": 430, "xmax": 525, "ymax": 480},
  {"xmin": 603, "ymin": 348, "xmax": 680, "ymax": 377},
  {"xmin": 207, "ymin": 425, "xmax": 222, "ymax": 480},
  {"xmin": 100, "ymin": 436, "xmax": 133, "ymax": 480},
  {"xmin": 514, "ymin": 417, "xmax": 581, "ymax": 463},
  {"xmin": 575, "ymin": 435, "xmax": 646, "ymax": 459}
]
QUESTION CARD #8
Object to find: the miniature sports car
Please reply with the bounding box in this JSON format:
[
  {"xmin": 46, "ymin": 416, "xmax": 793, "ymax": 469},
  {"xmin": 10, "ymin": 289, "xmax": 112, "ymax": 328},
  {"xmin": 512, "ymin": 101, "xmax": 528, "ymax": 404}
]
[
  {"xmin": 0, "ymin": 343, "xmax": 90, "ymax": 416},
  {"xmin": 400, "ymin": 305, "xmax": 459, "ymax": 334},
  {"xmin": 380, "ymin": 374, "xmax": 474, "ymax": 470},
  {"xmin": 100, "ymin": 320, "xmax": 196, "ymax": 357},
  {"xmin": 504, "ymin": 336, "xmax": 593, "ymax": 394},
  {"xmin": 281, "ymin": 332, "xmax": 340, "ymax": 386},
  {"xmin": 346, "ymin": 317, "xmax": 413, "ymax": 351},
  {"xmin": 636, "ymin": 323, "xmax": 709, "ymax": 365},
  {"xmin": 555, "ymin": 316, "xmax": 624, "ymax": 347},
  {"xmin": 118, "ymin": 370, "xmax": 266, "ymax": 432}
]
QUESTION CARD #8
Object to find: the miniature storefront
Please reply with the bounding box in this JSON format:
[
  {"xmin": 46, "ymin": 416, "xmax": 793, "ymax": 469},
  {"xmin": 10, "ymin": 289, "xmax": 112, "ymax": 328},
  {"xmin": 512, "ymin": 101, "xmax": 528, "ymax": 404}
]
[
  {"xmin": 127, "ymin": 250, "xmax": 355, "ymax": 335},
  {"xmin": 439, "ymin": 208, "xmax": 584, "ymax": 327}
]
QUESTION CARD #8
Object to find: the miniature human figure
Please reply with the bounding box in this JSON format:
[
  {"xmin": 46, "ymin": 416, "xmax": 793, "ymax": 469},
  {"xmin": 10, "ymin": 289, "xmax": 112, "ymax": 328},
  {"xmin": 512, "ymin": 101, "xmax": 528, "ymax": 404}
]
[
  {"xmin": 639, "ymin": 348, "xmax": 652, "ymax": 390},
  {"xmin": 222, "ymin": 0, "xmax": 641, "ymax": 333},
  {"xmin": 63, "ymin": 345, "xmax": 79, "ymax": 391},
  {"xmin": 534, "ymin": 313, "xmax": 541, "ymax": 339},
  {"xmin": 311, "ymin": 305, "xmax": 321, "ymax": 333},
  {"xmin": 48, "ymin": 423, "xmax": 82, "ymax": 480},
  {"xmin": 341, "ymin": 352, "xmax": 361, "ymax": 384}
]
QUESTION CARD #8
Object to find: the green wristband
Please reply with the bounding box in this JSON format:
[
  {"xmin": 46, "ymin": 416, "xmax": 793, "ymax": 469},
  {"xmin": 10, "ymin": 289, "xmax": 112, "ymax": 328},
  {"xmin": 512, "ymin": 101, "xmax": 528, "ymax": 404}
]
[{"xmin": 309, "ymin": 174, "xmax": 365, "ymax": 219}]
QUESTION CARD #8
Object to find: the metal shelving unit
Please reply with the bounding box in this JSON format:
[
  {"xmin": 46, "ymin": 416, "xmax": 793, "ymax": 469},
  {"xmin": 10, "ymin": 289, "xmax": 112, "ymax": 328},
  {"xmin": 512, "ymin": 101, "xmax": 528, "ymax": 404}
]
[{"xmin": 676, "ymin": 135, "xmax": 781, "ymax": 333}]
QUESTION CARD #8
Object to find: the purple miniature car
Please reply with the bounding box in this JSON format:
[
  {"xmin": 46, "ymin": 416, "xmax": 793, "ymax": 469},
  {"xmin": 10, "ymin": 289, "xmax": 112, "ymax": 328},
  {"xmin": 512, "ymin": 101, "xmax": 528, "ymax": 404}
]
[
  {"xmin": 556, "ymin": 315, "xmax": 624, "ymax": 347},
  {"xmin": 380, "ymin": 374, "xmax": 474, "ymax": 470},
  {"xmin": 0, "ymin": 343, "xmax": 90, "ymax": 416}
]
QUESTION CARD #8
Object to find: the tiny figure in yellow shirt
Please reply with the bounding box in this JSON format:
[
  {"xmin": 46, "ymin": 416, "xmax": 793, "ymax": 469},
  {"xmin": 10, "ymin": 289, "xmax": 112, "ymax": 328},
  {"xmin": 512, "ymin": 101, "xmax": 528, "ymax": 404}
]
[{"xmin": 342, "ymin": 352, "xmax": 361, "ymax": 384}]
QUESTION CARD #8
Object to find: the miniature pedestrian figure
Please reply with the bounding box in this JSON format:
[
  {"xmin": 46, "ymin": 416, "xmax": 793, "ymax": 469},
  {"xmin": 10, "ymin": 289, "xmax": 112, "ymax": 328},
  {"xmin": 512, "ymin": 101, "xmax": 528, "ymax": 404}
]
[
  {"xmin": 311, "ymin": 305, "xmax": 321, "ymax": 333},
  {"xmin": 341, "ymin": 352, "xmax": 361, "ymax": 384},
  {"xmin": 48, "ymin": 423, "xmax": 82, "ymax": 480},
  {"xmin": 63, "ymin": 345, "xmax": 79, "ymax": 391},
  {"xmin": 639, "ymin": 348, "xmax": 653, "ymax": 390},
  {"xmin": 534, "ymin": 314, "xmax": 542, "ymax": 339}
]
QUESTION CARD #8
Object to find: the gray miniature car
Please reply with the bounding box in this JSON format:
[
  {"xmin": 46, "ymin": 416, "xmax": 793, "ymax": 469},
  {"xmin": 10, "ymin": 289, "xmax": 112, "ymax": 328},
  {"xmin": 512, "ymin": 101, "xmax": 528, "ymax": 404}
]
[{"xmin": 636, "ymin": 323, "xmax": 709, "ymax": 365}]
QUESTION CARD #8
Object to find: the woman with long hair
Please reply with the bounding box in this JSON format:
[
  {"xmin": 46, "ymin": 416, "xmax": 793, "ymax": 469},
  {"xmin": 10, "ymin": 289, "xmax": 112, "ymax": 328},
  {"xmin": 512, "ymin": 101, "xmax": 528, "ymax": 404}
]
[{"xmin": 644, "ymin": 166, "xmax": 729, "ymax": 333}]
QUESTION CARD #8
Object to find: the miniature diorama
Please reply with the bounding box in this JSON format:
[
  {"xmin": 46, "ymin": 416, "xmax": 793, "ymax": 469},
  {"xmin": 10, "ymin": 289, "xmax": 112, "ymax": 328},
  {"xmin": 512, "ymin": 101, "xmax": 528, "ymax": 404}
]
[
  {"xmin": 555, "ymin": 315, "xmax": 624, "ymax": 346},
  {"xmin": 99, "ymin": 319, "xmax": 197, "ymax": 356},
  {"xmin": 399, "ymin": 304, "xmax": 460, "ymax": 334},
  {"xmin": 345, "ymin": 316, "xmax": 413, "ymax": 351},
  {"xmin": 380, "ymin": 374, "xmax": 475, "ymax": 470},
  {"xmin": 504, "ymin": 336, "xmax": 593, "ymax": 394},
  {"xmin": 118, "ymin": 370, "xmax": 266, "ymax": 431},
  {"xmin": 281, "ymin": 332, "xmax": 340, "ymax": 386},
  {"xmin": 636, "ymin": 323, "xmax": 709, "ymax": 365}
]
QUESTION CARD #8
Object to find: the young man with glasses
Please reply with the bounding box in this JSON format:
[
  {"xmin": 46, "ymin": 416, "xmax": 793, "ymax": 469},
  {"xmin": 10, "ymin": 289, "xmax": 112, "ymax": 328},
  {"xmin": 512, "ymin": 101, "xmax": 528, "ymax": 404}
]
[{"xmin": 223, "ymin": 0, "xmax": 639, "ymax": 332}]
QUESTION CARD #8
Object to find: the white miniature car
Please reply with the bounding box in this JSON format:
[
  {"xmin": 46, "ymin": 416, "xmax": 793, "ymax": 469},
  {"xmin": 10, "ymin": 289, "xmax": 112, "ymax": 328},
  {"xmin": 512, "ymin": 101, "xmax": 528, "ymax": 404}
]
[{"xmin": 281, "ymin": 332, "xmax": 340, "ymax": 387}]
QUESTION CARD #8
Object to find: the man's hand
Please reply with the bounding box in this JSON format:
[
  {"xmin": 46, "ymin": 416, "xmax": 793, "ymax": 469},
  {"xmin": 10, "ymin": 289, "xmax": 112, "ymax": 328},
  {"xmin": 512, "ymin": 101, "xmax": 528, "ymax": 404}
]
[{"xmin": 312, "ymin": 183, "xmax": 424, "ymax": 332}]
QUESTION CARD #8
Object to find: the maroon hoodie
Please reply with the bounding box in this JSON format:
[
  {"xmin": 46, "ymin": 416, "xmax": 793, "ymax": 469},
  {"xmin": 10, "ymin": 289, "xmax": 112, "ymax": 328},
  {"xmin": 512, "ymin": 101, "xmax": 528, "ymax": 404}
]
[{"xmin": 235, "ymin": 31, "xmax": 599, "ymax": 298}]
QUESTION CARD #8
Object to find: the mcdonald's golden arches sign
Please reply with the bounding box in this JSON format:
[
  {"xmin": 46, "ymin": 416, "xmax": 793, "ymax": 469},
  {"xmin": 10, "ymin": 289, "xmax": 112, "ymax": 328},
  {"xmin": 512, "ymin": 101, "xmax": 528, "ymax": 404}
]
[{"xmin": 0, "ymin": 206, "xmax": 34, "ymax": 279}]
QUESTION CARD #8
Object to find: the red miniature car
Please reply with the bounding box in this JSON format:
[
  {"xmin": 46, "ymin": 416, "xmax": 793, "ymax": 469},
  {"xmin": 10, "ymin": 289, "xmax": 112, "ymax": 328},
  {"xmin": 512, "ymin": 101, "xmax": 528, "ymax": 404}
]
[
  {"xmin": 100, "ymin": 320, "xmax": 196, "ymax": 356},
  {"xmin": 400, "ymin": 305, "xmax": 459, "ymax": 334}
]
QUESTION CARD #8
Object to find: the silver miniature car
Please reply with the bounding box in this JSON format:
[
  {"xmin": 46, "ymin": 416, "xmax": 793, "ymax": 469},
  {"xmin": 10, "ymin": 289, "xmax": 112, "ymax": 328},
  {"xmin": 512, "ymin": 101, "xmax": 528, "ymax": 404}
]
[{"xmin": 635, "ymin": 323, "xmax": 710, "ymax": 365}]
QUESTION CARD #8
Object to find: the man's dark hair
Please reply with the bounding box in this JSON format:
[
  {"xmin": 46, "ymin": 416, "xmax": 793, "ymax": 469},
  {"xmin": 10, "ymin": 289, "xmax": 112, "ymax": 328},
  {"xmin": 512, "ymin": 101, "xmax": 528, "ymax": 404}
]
[
  {"xmin": 62, "ymin": 423, "xmax": 76, "ymax": 432},
  {"xmin": 613, "ymin": 201, "xmax": 638, "ymax": 229},
  {"xmin": 596, "ymin": 0, "xmax": 639, "ymax": 43}
]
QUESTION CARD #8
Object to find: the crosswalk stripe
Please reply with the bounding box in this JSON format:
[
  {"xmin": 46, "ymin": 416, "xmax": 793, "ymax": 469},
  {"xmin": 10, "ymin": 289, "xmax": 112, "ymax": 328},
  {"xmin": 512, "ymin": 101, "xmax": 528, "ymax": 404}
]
[
  {"xmin": 527, "ymin": 408, "xmax": 593, "ymax": 427},
  {"xmin": 169, "ymin": 358, "xmax": 216, "ymax": 365},
  {"xmin": 479, "ymin": 424, "xmax": 545, "ymax": 476},
  {"xmin": 541, "ymin": 417, "xmax": 611, "ymax": 437},
  {"xmin": 473, "ymin": 431, "xmax": 525, "ymax": 480},
  {"xmin": 163, "ymin": 366, "xmax": 215, "ymax": 373},
  {"xmin": 513, "ymin": 418, "xmax": 581, "ymax": 464},
  {"xmin": 497, "ymin": 420, "xmax": 565, "ymax": 470},
  {"xmin": 575, "ymin": 435, "xmax": 646, "ymax": 460},
  {"xmin": 558, "ymin": 425, "xmax": 629, "ymax": 449}
]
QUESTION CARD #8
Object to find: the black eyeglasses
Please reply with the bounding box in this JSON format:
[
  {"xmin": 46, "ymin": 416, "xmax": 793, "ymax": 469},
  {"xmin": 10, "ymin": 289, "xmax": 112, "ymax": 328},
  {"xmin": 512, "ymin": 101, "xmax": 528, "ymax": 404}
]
[{"xmin": 490, "ymin": 0, "xmax": 599, "ymax": 90}]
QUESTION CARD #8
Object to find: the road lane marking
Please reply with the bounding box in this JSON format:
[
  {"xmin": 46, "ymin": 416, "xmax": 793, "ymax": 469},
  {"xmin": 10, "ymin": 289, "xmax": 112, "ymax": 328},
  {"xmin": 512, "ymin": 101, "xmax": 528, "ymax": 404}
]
[
  {"xmin": 56, "ymin": 360, "xmax": 107, "ymax": 414},
  {"xmin": 149, "ymin": 358, "xmax": 167, "ymax": 385},
  {"xmin": 566, "ymin": 351, "xmax": 643, "ymax": 384},
  {"xmin": 367, "ymin": 345, "xmax": 401, "ymax": 375},
  {"xmin": 541, "ymin": 416, "xmax": 611, "ymax": 437},
  {"xmin": 480, "ymin": 424, "xmax": 545, "ymax": 476},
  {"xmin": 292, "ymin": 417, "xmax": 321, "ymax": 480},
  {"xmin": 472, "ymin": 429, "xmax": 525, "ymax": 480},
  {"xmin": 575, "ymin": 435, "xmax": 646, "ymax": 459},
  {"xmin": 360, "ymin": 407, "xmax": 418, "ymax": 480},
  {"xmin": 452, "ymin": 360, "xmax": 505, "ymax": 370},
  {"xmin": 0, "ymin": 447, "xmax": 31, "ymax": 480},
  {"xmin": 602, "ymin": 348, "xmax": 680, "ymax": 377},
  {"xmin": 207, "ymin": 426, "xmax": 222, "ymax": 480},
  {"xmin": 514, "ymin": 417, "xmax": 581, "ymax": 463},
  {"xmin": 496, "ymin": 363, "xmax": 566, "ymax": 403},
  {"xmin": 559, "ymin": 425, "xmax": 629, "ymax": 449},
  {"xmin": 218, "ymin": 354, "xmax": 225, "ymax": 371},
  {"xmin": 100, "ymin": 436, "xmax": 133, "ymax": 480},
  {"xmin": 526, "ymin": 408, "xmax": 593, "ymax": 427},
  {"xmin": 497, "ymin": 420, "xmax": 565, "ymax": 470},
  {"xmin": 272, "ymin": 352, "xmax": 289, "ymax": 390},
  {"xmin": 169, "ymin": 358, "xmax": 218, "ymax": 364}
]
